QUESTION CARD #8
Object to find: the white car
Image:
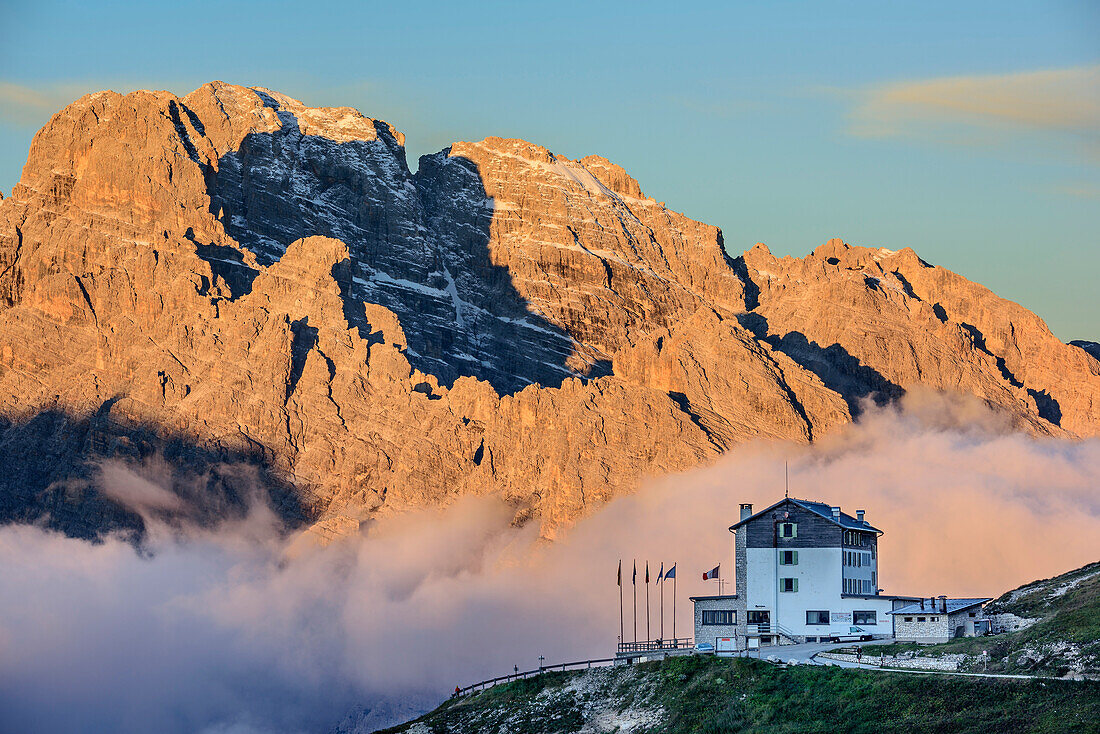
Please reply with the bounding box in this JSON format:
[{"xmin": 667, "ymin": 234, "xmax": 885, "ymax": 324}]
[{"xmin": 826, "ymin": 626, "xmax": 874, "ymax": 643}]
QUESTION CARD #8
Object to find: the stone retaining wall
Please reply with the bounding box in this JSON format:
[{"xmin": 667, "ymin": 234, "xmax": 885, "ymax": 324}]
[{"xmin": 817, "ymin": 652, "xmax": 962, "ymax": 671}]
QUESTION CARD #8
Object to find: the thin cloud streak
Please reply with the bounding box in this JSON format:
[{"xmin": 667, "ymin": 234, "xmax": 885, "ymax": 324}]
[{"xmin": 835, "ymin": 65, "xmax": 1100, "ymax": 160}]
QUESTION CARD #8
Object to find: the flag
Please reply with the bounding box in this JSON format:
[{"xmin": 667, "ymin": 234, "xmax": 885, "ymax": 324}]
[
  {"xmin": 665, "ymin": 564, "xmax": 676, "ymax": 580},
  {"xmin": 617, "ymin": 560, "xmax": 622, "ymax": 587},
  {"xmin": 632, "ymin": 560, "xmax": 637, "ymax": 585},
  {"xmin": 645, "ymin": 562, "xmax": 650, "ymax": 584},
  {"xmin": 703, "ymin": 564, "xmax": 720, "ymax": 581},
  {"xmin": 656, "ymin": 562, "xmax": 664, "ymax": 584}
]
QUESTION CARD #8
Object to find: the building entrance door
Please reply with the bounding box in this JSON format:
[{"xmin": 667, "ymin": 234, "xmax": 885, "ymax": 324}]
[{"xmin": 747, "ymin": 610, "xmax": 771, "ymax": 632}]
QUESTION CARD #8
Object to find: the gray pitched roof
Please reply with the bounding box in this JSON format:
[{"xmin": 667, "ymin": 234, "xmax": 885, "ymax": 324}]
[
  {"xmin": 729, "ymin": 497, "xmax": 882, "ymax": 533},
  {"xmin": 887, "ymin": 598, "xmax": 992, "ymax": 615}
]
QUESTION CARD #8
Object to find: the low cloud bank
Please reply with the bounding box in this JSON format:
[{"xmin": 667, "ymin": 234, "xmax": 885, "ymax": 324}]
[{"xmin": 0, "ymin": 392, "xmax": 1097, "ymax": 733}]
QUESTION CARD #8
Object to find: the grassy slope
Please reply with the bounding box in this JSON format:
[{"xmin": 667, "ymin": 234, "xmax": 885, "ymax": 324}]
[
  {"xmin": 377, "ymin": 656, "xmax": 1100, "ymax": 734},
  {"xmin": 864, "ymin": 561, "xmax": 1100, "ymax": 676}
]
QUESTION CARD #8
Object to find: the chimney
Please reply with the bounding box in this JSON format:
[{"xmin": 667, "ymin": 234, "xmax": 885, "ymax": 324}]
[
  {"xmin": 856, "ymin": 509, "xmax": 865, "ymax": 523},
  {"xmin": 939, "ymin": 596, "xmax": 948, "ymax": 613},
  {"xmin": 740, "ymin": 503, "xmax": 753, "ymax": 521},
  {"xmin": 919, "ymin": 599, "xmax": 925, "ymax": 610},
  {"xmin": 831, "ymin": 506, "xmax": 841, "ymax": 520}
]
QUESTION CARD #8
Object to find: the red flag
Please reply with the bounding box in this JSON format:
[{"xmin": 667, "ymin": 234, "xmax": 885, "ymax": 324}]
[
  {"xmin": 632, "ymin": 560, "xmax": 637, "ymax": 585},
  {"xmin": 645, "ymin": 562, "xmax": 650, "ymax": 584},
  {"xmin": 617, "ymin": 560, "xmax": 622, "ymax": 587},
  {"xmin": 703, "ymin": 564, "xmax": 720, "ymax": 581}
]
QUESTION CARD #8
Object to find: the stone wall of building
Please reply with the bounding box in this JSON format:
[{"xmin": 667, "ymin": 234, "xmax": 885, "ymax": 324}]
[
  {"xmin": 693, "ymin": 596, "xmax": 743, "ymax": 649},
  {"xmin": 892, "ymin": 612, "xmax": 951, "ymax": 643}
]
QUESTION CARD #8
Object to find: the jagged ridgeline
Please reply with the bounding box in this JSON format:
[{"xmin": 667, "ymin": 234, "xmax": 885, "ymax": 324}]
[{"xmin": 0, "ymin": 82, "xmax": 1098, "ymax": 540}]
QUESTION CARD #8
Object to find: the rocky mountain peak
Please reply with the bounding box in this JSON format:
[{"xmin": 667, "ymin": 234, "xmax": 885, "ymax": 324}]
[{"xmin": 0, "ymin": 82, "xmax": 1097, "ymax": 543}]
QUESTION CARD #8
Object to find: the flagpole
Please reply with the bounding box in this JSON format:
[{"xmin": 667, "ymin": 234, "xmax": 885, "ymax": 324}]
[
  {"xmin": 645, "ymin": 562, "xmax": 651, "ymax": 643},
  {"xmin": 660, "ymin": 569, "xmax": 665, "ymax": 642},
  {"xmin": 618, "ymin": 560, "xmax": 624, "ymax": 651},
  {"xmin": 673, "ymin": 562, "xmax": 677, "ymax": 642},
  {"xmin": 633, "ymin": 560, "xmax": 637, "ymax": 644}
]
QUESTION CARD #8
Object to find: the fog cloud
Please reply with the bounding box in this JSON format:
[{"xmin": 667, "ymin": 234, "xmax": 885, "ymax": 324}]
[{"xmin": 0, "ymin": 392, "xmax": 1097, "ymax": 733}]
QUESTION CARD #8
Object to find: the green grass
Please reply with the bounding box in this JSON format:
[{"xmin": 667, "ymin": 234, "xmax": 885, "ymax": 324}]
[
  {"xmin": 378, "ymin": 656, "xmax": 1100, "ymax": 733},
  {"xmin": 864, "ymin": 562, "xmax": 1100, "ymax": 676},
  {"xmin": 988, "ymin": 562, "xmax": 1100, "ymax": 620}
]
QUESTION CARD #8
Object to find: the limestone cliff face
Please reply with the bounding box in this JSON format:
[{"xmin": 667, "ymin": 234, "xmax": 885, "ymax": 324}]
[
  {"xmin": 0, "ymin": 83, "xmax": 1095, "ymax": 539},
  {"xmin": 739, "ymin": 240, "xmax": 1100, "ymax": 436}
]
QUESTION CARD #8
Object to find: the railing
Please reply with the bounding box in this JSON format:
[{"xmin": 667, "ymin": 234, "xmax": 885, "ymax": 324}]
[
  {"xmin": 455, "ymin": 642, "xmax": 806, "ymax": 698},
  {"xmin": 616, "ymin": 638, "xmax": 693, "ymax": 654},
  {"xmin": 456, "ymin": 656, "xmax": 635, "ymax": 697},
  {"xmin": 747, "ymin": 623, "xmax": 771, "ymax": 634},
  {"xmin": 774, "ymin": 623, "xmax": 804, "ymax": 644}
]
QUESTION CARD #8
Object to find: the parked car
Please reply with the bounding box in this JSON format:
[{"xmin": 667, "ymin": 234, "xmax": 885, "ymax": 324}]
[
  {"xmin": 826, "ymin": 626, "xmax": 874, "ymax": 643},
  {"xmin": 693, "ymin": 642, "xmax": 715, "ymax": 655}
]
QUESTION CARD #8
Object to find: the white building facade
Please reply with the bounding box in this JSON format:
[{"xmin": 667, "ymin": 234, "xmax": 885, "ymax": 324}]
[{"xmin": 692, "ymin": 498, "xmax": 916, "ymax": 649}]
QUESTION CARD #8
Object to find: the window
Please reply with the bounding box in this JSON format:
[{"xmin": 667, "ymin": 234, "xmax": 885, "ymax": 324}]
[
  {"xmin": 747, "ymin": 611, "xmax": 769, "ymax": 625},
  {"xmin": 930, "ymin": 616, "xmax": 939, "ymax": 622},
  {"xmin": 904, "ymin": 617, "xmax": 913, "ymax": 622},
  {"xmin": 853, "ymin": 610, "xmax": 876, "ymax": 625},
  {"xmin": 702, "ymin": 610, "xmax": 735, "ymax": 626},
  {"xmin": 779, "ymin": 522, "xmax": 797, "ymax": 538},
  {"xmin": 917, "ymin": 617, "xmax": 926, "ymax": 622},
  {"xmin": 806, "ymin": 610, "xmax": 829, "ymax": 625},
  {"xmin": 780, "ymin": 550, "xmax": 798, "ymax": 565},
  {"xmin": 780, "ymin": 578, "xmax": 798, "ymax": 592},
  {"xmin": 968, "ymin": 612, "xmax": 977, "ymax": 618}
]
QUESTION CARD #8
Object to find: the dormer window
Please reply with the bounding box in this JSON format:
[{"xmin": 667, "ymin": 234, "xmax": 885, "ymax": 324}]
[{"xmin": 779, "ymin": 522, "xmax": 797, "ymax": 538}]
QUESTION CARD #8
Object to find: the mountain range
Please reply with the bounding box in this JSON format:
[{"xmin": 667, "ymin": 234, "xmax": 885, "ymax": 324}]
[{"xmin": 1, "ymin": 82, "xmax": 1097, "ymax": 541}]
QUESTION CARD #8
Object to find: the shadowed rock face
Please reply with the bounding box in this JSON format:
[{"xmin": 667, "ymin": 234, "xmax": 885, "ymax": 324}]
[{"xmin": 0, "ymin": 82, "xmax": 1096, "ymax": 540}]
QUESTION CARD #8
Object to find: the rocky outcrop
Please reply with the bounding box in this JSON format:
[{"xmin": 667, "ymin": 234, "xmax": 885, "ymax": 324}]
[
  {"xmin": 0, "ymin": 83, "xmax": 1096, "ymax": 540},
  {"xmin": 738, "ymin": 240, "xmax": 1100, "ymax": 436}
]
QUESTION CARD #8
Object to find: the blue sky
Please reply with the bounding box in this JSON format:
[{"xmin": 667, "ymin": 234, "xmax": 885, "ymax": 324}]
[{"xmin": 1, "ymin": 0, "xmax": 1097, "ymax": 338}]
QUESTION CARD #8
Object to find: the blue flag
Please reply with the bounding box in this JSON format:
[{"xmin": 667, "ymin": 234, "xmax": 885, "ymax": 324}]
[
  {"xmin": 665, "ymin": 564, "xmax": 676, "ymax": 580},
  {"xmin": 656, "ymin": 562, "xmax": 664, "ymax": 584}
]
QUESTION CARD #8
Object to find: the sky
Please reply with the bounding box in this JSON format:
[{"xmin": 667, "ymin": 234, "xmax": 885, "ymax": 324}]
[{"xmin": 0, "ymin": 1, "xmax": 1097, "ymax": 340}]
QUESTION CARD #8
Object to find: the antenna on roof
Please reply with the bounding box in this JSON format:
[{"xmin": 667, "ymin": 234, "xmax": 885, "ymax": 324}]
[{"xmin": 784, "ymin": 461, "xmax": 789, "ymax": 499}]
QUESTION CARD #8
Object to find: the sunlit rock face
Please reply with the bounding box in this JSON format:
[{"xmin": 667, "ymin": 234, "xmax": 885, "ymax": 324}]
[{"xmin": 0, "ymin": 83, "xmax": 1096, "ymax": 540}]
